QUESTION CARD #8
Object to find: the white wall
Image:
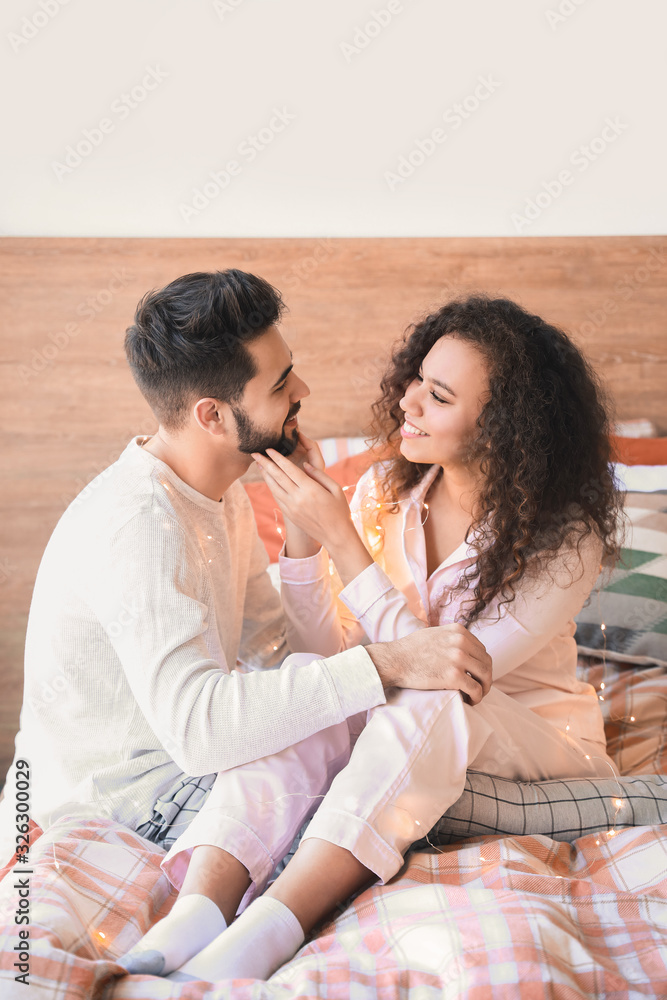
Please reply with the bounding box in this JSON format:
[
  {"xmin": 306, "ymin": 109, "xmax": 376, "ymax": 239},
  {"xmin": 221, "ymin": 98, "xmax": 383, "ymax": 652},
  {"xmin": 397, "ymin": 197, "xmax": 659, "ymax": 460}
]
[{"xmin": 2, "ymin": 0, "xmax": 664, "ymax": 237}]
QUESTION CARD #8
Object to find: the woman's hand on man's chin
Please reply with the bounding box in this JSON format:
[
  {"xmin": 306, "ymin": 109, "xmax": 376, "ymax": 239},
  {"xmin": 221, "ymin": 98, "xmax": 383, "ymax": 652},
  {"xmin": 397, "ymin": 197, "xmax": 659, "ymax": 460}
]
[
  {"xmin": 287, "ymin": 430, "xmax": 326, "ymax": 474},
  {"xmin": 252, "ymin": 444, "xmax": 353, "ymax": 552}
]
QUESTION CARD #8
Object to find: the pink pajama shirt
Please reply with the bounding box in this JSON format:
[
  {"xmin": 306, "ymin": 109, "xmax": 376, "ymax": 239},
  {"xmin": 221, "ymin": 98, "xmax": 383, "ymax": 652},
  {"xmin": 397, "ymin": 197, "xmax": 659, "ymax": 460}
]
[{"xmin": 162, "ymin": 463, "xmax": 614, "ymax": 901}]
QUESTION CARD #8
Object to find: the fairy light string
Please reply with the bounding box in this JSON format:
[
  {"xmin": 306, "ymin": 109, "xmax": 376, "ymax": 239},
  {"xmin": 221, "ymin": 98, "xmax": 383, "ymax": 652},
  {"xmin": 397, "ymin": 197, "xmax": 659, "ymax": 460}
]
[
  {"xmin": 64, "ymin": 470, "xmax": 629, "ymax": 927},
  {"xmin": 265, "ymin": 481, "xmax": 631, "ymax": 850},
  {"xmin": 37, "ymin": 461, "xmax": 640, "ymax": 955}
]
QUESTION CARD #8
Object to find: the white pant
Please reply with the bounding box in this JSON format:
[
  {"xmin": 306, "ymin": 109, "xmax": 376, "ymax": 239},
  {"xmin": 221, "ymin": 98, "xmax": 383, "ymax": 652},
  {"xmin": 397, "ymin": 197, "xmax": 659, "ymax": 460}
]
[{"xmin": 161, "ymin": 653, "xmax": 614, "ymax": 908}]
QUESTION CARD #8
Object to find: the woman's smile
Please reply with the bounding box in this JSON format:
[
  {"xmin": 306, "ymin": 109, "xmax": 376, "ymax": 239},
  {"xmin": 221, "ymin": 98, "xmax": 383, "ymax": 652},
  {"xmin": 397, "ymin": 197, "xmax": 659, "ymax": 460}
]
[{"xmin": 401, "ymin": 418, "xmax": 429, "ymax": 438}]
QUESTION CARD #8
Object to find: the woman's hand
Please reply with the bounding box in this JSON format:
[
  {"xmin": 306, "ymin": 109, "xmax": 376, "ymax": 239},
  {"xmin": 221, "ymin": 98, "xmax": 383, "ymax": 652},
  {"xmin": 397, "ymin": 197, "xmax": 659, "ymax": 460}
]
[
  {"xmin": 253, "ymin": 446, "xmax": 352, "ymax": 549},
  {"xmin": 252, "ymin": 446, "xmax": 374, "ymax": 583},
  {"xmin": 258, "ymin": 432, "xmax": 329, "ymax": 558},
  {"xmin": 274, "ymin": 432, "xmax": 327, "ymax": 558},
  {"xmin": 288, "ymin": 430, "xmax": 326, "ymax": 475}
]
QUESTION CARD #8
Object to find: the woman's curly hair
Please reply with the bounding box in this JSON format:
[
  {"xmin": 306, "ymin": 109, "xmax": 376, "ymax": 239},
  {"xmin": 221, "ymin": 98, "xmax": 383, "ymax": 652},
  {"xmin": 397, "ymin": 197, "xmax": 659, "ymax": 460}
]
[{"xmin": 368, "ymin": 295, "xmax": 623, "ymax": 627}]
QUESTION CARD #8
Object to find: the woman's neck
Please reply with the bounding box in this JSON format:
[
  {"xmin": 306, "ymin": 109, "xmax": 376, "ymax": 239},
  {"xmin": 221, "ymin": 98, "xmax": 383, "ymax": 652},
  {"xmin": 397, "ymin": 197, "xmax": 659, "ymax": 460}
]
[{"xmin": 427, "ymin": 463, "xmax": 484, "ymax": 518}]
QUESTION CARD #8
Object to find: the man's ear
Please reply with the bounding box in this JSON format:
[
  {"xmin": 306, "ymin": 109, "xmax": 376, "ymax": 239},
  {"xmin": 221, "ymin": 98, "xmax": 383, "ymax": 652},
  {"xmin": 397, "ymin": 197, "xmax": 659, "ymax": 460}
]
[{"xmin": 192, "ymin": 397, "xmax": 234, "ymax": 438}]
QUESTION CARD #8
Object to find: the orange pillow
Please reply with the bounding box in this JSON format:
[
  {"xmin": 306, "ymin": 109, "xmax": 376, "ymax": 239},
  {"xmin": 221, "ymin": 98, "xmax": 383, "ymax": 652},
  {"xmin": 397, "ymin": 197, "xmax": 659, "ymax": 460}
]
[
  {"xmin": 244, "ymin": 450, "xmax": 376, "ymax": 562},
  {"xmin": 610, "ymin": 435, "xmax": 667, "ymax": 466}
]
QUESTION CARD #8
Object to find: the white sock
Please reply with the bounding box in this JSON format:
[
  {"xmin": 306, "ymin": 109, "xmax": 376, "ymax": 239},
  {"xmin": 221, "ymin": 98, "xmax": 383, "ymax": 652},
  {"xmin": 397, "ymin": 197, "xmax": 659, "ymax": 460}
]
[
  {"xmin": 169, "ymin": 896, "xmax": 305, "ymax": 983},
  {"xmin": 119, "ymin": 893, "xmax": 227, "ymax": 976}
]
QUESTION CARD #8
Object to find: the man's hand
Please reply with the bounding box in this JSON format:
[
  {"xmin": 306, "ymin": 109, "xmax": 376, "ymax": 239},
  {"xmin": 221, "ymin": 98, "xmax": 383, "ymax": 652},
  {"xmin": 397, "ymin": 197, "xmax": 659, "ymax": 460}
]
[{"xmin": 366, "ymin": 624, "xmax": 492, "ymax": 705}]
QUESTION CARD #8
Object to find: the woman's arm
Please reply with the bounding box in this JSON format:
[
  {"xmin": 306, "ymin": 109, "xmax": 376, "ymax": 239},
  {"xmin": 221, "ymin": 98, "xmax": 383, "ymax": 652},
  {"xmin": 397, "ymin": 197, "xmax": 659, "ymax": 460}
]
[
  {"xmin": 276, "ymin": 432, "xmax": 326, "ymax": 561},
  {"xmin": 253, "ymin": 444, "xmax": 374, "ymax": 585},
  {"xmin": 254, "ymin": 451, "xmax": 429, "ymax": 651},
  {"xmin": 251, "ymin": 434, "xmax": 373, "ymax": 655},
  {"xmin": 466, "ymin": 530, "xmax": 604, "ymax": 682}
]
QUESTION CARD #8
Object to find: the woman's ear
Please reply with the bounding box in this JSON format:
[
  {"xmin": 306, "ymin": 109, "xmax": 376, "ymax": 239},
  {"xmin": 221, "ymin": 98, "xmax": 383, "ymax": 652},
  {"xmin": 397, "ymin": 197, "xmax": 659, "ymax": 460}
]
[{"xmin": 192, "ymin": 397, "xmax": 233, "ymax": 438}]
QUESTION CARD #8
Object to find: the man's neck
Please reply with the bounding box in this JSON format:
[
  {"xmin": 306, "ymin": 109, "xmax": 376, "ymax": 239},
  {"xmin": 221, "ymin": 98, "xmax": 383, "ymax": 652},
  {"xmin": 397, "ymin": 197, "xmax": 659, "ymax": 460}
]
[{"xmin": 141, "ymin": 431, "xmax": 250, "ymax": 502}]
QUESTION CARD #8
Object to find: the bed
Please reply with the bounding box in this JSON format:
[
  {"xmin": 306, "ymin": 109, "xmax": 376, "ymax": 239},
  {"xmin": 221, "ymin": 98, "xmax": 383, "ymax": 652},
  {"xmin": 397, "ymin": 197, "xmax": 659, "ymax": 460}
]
[{"xmin": 1, "ymin": 237, "xmax": 666, "ymax": 998}]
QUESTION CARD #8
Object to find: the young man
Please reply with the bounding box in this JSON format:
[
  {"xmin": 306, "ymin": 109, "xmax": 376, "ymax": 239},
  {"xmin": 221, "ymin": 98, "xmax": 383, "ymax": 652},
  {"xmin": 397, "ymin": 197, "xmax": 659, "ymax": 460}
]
[{"xmin": 0, "ymin": 269, "xmax": 491, "ymax": 978}]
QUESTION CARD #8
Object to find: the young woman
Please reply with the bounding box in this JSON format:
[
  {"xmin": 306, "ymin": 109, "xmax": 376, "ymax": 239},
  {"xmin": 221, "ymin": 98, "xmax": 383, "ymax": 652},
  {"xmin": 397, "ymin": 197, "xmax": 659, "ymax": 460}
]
[{"xmin": 122, "ymin": 295, "xmax": 622, "ymax": 984}]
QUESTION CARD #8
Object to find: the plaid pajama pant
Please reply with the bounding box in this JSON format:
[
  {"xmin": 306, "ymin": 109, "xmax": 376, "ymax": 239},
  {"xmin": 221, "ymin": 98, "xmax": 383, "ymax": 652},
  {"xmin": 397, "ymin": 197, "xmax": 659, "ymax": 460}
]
[{"xmin": 135, "ymin": 771, "xmax": 307, "ymax": 877}]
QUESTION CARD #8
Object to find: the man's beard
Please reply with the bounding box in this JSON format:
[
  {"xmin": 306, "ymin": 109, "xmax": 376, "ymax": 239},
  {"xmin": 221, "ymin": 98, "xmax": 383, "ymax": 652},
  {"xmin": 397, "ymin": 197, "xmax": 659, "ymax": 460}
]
[{"xmin": 232, "ymin": 401, "xmax": 301, "ymax": 457}]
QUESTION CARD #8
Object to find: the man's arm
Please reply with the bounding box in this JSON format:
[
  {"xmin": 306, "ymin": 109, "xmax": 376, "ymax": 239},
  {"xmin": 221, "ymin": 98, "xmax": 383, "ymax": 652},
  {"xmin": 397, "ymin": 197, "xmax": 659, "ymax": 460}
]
[
  {"xmin": 87, "ymin": 510, "xmax": 491, "ymax": 776},
  {"xmin": 85, "ymin": 508, "xmax": 383, "ymax": 776}
]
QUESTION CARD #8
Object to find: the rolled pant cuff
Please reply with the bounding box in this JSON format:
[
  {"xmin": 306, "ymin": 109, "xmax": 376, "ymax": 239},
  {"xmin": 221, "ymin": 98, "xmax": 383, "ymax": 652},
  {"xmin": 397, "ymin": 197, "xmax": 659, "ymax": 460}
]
[
  {"xmin": 300, "ymin": 806, "xmax": 405, "ymax": 885},
  {"xmin": 160, "ymin": 812, "xmax": 276, "ymax": 893}
]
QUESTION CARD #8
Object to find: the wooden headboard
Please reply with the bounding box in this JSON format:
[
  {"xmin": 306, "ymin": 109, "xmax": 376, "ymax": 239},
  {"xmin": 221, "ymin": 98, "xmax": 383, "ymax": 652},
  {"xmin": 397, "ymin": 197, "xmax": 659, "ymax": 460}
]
[{"xmin": 1, "ymin": 235, "xmax": 666, "ymax": 777}]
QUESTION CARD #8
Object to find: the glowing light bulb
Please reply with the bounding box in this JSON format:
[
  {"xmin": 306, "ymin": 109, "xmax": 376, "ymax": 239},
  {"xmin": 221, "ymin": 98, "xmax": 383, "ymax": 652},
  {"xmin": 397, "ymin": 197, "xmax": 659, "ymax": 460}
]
[
  {"xmin": 600, "ymin": 623, "xmax": 606, "ymax": 631},
  {"xmin": 273, "ymin": 645, "xmax": 279, "ymax": 651},
  {"xmin": 565, "ymin": 725, "xmax": 570, "ymax": 731},
  {"xmin": 98, "ymin": 931, "xmax": 106, "ymax": 940},
  {"xmin": 585, "ymin": 755, "xmax": 590, "ymax": 760},
  {"xmin": 630, "ymin": 716, "xmax": 635, "ymax": 722},
  {"xmin": 614, "ymin": 799, "xmax": 623, "ymax": 808},
  {"xmin": 600, "ymin": 682, "xmax": 605, "ymax": 690},
  {"xmin": 423, "ymin": 503, "xmax": 429, "ymax": 510},
  {"xmin": 599, "ymin": 695, "xmax": 605, "ymax": 701}
]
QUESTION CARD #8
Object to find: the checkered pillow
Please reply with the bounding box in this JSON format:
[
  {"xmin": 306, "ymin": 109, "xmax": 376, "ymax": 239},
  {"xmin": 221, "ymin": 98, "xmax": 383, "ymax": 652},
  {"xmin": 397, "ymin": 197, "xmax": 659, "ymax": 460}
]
[{"xmin": 575, "ymin": 490, "xmax": 667, "ymax": 666}]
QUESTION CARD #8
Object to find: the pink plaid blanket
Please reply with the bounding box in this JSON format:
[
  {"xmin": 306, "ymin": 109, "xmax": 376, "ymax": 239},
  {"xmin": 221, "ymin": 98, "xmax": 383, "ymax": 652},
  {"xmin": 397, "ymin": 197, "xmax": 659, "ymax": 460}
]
[{"xmin": 1, "ymin": 814, "xmax": 665, "ymax": 998}]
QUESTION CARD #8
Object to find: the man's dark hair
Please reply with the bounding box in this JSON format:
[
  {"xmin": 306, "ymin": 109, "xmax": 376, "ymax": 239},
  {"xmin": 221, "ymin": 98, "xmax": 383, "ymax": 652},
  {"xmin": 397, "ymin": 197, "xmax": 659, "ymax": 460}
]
[{"xmin": 124, "ymin": 269, "xmax": 285, "ymax": 430}]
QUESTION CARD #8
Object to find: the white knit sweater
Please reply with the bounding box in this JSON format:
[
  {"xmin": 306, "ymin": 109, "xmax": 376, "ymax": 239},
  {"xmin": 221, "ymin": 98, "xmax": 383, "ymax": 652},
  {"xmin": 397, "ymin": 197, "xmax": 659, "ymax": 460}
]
[{"xmin": 0, "ymin": 437, "xmax": 384, "ymax": 860}]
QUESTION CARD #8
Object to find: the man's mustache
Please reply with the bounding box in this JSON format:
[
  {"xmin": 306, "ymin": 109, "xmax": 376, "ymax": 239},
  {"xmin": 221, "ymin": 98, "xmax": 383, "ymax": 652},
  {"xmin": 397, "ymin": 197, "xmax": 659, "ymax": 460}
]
[{"xmin": 285, "ymin": 402, "xmax": 301, "ymax": 424}]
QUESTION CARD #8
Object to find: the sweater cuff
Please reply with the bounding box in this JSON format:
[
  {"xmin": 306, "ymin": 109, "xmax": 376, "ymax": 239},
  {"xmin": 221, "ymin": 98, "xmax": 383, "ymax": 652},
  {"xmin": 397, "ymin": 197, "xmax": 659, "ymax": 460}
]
[
  {"xmin": 279, "ymin": 545, "xmax": 330, "ymax": 584},
  {"xmin": 321, "ymin": 646, "xmax": 386, "ymax": 718},
  {"xmin": 339, "ymin": 561, "xmax": 396, "ymax": 619}
]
